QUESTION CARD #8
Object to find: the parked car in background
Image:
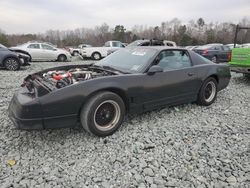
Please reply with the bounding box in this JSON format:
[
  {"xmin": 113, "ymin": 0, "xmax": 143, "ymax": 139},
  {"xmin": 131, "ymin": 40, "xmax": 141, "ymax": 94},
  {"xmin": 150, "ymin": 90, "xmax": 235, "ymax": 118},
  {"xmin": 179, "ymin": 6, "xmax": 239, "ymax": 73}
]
[
  {"xmin": 241, "ymin": 43, "xmax": 250, "ymax": 48},
  {"xmin": 9, "ymin": 47, "xmax": 231, "ymax": 136},
  {"xmin": 225, "ymin": 43, "xmax": 241, "ymax": 49},
  {"xmin": 163, "ymin": 40, "xmax": 177, "ymax": 47},
  {"xmin": 81, "ymin": 41, "xmax": 125, "ymax": 60},
  {"xmin": 68, "ymin": 44, "xmax": 92, "ymax": 56},
  {"xmin": 11, "ymin": 42, "xmax": 71, "ymax": 62},
  {"xmin": 185, "ymin": 46, "xmax": 199, "ymax": 50},
  {"xmin": 126, "ymin": 39, "xmax": 176, "ymax": 47},
  {"xmin": 0, "ymin": 44, "xmax": 30, "ymax": 71},
  {"xmin": 193, "ymin": 44, "xmax": 231, "ymax": 63}
]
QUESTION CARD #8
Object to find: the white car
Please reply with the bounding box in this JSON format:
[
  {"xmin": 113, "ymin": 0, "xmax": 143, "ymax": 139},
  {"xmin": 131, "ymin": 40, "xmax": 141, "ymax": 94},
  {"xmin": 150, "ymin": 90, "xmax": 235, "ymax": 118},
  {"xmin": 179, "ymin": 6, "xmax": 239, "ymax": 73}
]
[
  {"xmin": 69, "ymin": 44, "xmax": 92, "ymax": 56},
  {"xmin": 11, "ymin": 42, "xmax": 72, "ymax": 62},
  {"xmin": 225, "ymin": 43, "xmax": 241, "ymax": 49},
  {"xmin": 241, "ymin": 43, "xmax": 250, "ymax": 48},
  {"xmin": 81, "ymin": 41, "xmax": 125, "ymax": 60}
]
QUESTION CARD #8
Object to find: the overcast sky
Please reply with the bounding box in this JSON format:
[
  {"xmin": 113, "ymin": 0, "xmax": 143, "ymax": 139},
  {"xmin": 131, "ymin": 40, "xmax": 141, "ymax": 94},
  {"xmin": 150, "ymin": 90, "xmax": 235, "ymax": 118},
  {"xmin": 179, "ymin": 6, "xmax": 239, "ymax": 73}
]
[{"xmin": 0, "ymin": 0, "xmax": 249, "ymax": 34}]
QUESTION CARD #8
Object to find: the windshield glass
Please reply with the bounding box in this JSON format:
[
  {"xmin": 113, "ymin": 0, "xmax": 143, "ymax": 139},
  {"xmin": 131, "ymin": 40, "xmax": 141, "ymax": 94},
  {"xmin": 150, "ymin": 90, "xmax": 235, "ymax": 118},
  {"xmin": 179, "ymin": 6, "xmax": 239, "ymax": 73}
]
[{"xmin": 97, "ymin": 48, "xmax": 157, "ymax": 73}]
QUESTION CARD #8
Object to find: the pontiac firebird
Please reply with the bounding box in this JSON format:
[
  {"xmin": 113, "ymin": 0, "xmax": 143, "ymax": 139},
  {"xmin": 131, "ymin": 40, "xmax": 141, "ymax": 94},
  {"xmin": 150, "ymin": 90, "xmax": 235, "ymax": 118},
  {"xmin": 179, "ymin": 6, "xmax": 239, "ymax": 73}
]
[{"xmin": 8, "ymin": 47, "xmax": 231, "ymax": 136}]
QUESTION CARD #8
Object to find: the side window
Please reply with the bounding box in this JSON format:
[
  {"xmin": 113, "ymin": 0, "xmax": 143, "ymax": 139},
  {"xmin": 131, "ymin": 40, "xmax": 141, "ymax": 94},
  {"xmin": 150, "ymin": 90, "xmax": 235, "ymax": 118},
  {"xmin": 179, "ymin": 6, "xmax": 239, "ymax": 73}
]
[
  {"xmin": 104, "ymin": 42, "xmax": 110, "ymax": 47},
  {"xmin": 41, "ymin": 44, "xmax": 54, "ymax": 50},
  {"xmin": 213, "ymin": 46, "xmax": 223, "ymax": 50},
  {"xmin": 152, "ymin": 41, "xmax": 164, "ymax": 46},
  {"xmin": 157, "ymin": 50, "xmax": 192, "ymax": 71},
  {"xmin": 112, "ymin": 42, "xmax": 121, "ymax": 47},
  {"xmin": 28, "ymin": 44, "xmax": 40, "ymax": 49},
  {"xmin": 140, "ymin": 42, "xmax": 150, "ymax": 46}
]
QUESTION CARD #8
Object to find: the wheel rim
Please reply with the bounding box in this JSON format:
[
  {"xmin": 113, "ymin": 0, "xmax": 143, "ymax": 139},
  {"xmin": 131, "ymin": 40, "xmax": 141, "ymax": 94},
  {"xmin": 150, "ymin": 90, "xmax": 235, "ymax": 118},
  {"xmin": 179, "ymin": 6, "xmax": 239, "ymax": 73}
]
[
  {"xmin": 59, "ymin": 55, "xmax": 66, "ymax": 61},
  {"xmin": 212, "ymin": 56, "xmax": 217, "ymax": 63},
  {"xmin": 94, "ymin": 53, "xmax": 100, "ymax": 60},
  {"xmin": 73, "ymin": 52, "xmax": 78, "ymax": 56},
  {"xmin": 94, "ymin": 100, "xmax": 121, "ymax": 131},
  {"xmin": 5, "ymin": 59, "xmax": 18, "ymax": 70},
  {"xmin": 204, "ymin": 81, "xmax": 216, "ymax": 102}
]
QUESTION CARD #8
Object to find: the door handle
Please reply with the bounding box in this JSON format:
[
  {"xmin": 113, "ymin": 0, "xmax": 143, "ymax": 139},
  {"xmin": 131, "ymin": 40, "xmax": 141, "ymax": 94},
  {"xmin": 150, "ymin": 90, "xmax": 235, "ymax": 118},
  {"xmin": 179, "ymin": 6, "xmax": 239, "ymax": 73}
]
[{"xmin": 188, "ymin": 73, "xmax": 195, "ymax": 76}]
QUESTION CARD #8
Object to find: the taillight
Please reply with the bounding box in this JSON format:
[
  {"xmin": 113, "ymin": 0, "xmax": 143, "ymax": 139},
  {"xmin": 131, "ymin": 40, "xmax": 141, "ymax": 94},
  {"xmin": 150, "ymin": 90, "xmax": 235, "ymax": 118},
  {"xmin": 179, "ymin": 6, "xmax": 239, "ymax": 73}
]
[
  {"xmin": 228, "ymin": 52, "xmax": 232, "ymax": 62},
  {"xmin": 202, "ymin": 49, "xmax": 208, "ymax": 55}
]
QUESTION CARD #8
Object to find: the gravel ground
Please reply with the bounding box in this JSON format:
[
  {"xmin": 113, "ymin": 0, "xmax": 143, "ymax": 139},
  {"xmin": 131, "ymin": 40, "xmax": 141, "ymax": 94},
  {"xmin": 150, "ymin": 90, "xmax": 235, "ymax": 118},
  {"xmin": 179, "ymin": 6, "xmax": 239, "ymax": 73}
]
[{"xmin": 0, "ymin": 59, "xmax": 249, "ymax": 188}]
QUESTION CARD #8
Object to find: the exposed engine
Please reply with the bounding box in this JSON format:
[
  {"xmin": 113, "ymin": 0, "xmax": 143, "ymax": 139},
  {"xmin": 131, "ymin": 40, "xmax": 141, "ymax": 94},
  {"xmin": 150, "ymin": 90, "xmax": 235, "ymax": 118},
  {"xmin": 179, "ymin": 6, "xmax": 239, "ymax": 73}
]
[{"xmin": 41, "ymin": 68, "xmax": 113, "ymax": 89}]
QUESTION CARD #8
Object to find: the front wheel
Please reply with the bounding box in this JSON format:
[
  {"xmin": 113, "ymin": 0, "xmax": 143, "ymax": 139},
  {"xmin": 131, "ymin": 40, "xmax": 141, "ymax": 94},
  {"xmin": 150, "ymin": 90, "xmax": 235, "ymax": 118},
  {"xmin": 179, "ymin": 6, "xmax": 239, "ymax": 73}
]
[
  {"xmin": 4, "ymin": 57, "xmax": 20, "ymax": 71},
  {"xmin": 80, "ymin": 92, "xmax": 125, "ymax": 137},
  {"xmin": 197, "ymin": 77, "xmax": 218, "ymax": 106}
]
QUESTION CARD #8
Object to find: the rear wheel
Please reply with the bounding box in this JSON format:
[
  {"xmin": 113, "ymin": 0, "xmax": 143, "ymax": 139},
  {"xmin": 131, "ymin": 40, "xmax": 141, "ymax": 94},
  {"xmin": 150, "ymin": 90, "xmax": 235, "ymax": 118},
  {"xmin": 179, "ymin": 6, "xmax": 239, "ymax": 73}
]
[
  {"xmin": 197, "ymin": 77, "xmax": 218, "ymax": 106},
  {"xmin": 92, "ymin": 52, "xmax": 101, "ymax": 60},
  {"xmin": 57, "ymin": 54, "xmax": 67, "ymax": 62},
  {"xmin": 80, "ymin": 91, "xmax": 125, "ymax": 137},
  {"xmin": 4, "ymin": 57, "xmax": 20, "ymax": 71}
]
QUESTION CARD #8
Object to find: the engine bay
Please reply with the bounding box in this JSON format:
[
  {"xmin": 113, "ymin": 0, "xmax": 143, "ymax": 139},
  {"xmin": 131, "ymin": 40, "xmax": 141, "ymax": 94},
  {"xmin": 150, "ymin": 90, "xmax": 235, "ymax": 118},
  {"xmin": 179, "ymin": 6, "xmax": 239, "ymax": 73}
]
[
  {"xmin": 22, "ymin": 66, "xmax": 116, "ymax": 94},
  {"xmin": 40, "ymin": 67, "xmax": 115, "ymax": 89}
]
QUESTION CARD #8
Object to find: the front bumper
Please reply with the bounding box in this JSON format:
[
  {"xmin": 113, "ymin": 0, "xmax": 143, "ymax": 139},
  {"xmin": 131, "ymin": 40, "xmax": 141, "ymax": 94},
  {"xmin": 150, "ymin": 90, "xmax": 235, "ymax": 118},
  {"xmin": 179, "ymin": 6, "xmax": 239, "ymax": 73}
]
[
  {"xmin": 8, "ymin": 87, "xmax": 44, "ymax": 129},
  {"xmin": 8, "ymin": 87, "xmax": 78, "ymax": 130},
  {"xmin": 8, "ymin": 106, "xmax": 43, "ymax": 129}
]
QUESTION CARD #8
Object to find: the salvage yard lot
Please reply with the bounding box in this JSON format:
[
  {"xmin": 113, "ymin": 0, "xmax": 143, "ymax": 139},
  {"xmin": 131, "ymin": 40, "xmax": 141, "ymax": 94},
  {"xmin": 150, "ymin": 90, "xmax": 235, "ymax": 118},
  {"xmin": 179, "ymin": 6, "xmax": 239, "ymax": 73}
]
[{"xmin": 0, "ymin": 61, "xmax": 250, "ymax": 187}]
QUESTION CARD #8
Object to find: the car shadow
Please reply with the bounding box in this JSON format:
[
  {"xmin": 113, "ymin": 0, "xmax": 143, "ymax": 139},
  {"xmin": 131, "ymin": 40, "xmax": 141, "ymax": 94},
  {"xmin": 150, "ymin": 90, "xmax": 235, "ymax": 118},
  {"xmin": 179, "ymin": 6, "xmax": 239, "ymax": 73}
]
[{"xmin": 231, "ymin": 74, "xmax": 250, "ymax": 86}]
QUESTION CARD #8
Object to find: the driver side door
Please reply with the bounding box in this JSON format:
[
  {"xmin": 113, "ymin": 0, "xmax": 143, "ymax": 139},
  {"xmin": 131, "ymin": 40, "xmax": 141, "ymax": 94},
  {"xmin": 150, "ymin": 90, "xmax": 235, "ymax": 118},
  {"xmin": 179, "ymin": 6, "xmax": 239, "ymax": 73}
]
[{"xmin": 141, "ymin": 49, "xmax": 200, "ymax": 111}]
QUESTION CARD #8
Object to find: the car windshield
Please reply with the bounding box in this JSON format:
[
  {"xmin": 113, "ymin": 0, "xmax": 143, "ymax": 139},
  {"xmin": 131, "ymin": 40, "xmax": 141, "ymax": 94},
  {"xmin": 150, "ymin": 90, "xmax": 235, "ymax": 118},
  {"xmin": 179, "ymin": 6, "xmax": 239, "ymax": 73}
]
[
  {"xmin": 0, "ymin": 44, "xmax": 7, "ymax": 49},
  {"xmin": 97, "ymin": 48, "xmax": 157, "ymax": 73}
]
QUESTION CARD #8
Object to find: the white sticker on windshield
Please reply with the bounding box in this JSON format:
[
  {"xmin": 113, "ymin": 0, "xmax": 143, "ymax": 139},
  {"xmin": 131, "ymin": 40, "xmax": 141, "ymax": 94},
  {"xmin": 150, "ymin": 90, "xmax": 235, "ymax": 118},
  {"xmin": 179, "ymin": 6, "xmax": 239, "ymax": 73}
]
[
  {"xmin": 131, "ymin": 65, "xmax": 141, "ymax": 71},
  {"xmin": 132, "ymin": 51, "xmax": 146, "ymax": 56}
]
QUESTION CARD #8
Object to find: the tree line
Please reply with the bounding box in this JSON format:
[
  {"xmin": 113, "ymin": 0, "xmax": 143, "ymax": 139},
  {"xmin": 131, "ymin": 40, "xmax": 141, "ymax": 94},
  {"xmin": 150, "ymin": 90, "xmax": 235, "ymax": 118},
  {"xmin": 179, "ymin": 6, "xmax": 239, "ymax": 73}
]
[{"xmin": 1, "ymin": 17, "xmax": 250, "ymax": 47}]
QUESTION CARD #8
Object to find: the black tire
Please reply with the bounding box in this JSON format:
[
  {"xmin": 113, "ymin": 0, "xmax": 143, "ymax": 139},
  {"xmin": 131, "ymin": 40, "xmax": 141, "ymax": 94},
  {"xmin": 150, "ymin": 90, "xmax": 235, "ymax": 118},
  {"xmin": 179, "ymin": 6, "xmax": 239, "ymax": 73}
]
[
  {"xmin": 57, "ymin": 54, "xmax": 67, "ymax": 62},
  {"xmin": 197, "ymin": 77, "xmax": 218, "ymax": 106},
  {"xmin": 92, "ymin": 52, "xmax": 101, "ymax": 60},
  {"xmin": 211, "ymin": 56, "xmax": 217, "ymax": 63},
  {"xmin": 73, "ymin": 51, "xmax": 79, "ymax": 56},
  {"xmin": 4, "ymin": 57, "xmax": 20, "ymax": 71},
  {"xmin": 80, "ymin": 91, "xmax": 125, "ymax": 137}
]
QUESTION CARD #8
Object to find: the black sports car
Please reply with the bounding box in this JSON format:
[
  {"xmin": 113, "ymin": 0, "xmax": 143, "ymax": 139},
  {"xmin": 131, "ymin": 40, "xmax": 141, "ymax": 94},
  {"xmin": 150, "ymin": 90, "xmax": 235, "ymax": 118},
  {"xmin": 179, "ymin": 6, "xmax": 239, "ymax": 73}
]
[{"xmin": 8, "ymin": 47, "xmax": 231, "ymax": 136}]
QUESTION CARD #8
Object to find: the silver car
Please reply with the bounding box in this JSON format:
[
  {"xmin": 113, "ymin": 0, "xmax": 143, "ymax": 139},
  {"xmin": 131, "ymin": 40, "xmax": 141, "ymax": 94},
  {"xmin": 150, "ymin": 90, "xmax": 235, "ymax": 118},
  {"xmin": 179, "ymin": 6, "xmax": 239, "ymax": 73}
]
[{"xmin": 11, "ymin": 42, "xmax": 71, "ymax": 62}]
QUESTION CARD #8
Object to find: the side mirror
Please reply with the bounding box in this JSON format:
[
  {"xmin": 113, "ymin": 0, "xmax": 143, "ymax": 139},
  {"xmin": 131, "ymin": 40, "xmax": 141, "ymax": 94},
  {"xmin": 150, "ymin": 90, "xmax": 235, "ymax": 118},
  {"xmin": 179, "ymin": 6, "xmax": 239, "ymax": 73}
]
[
  {"xmin": 53, "ymin": 48, "xmax": 57, "ymax": 51},
  {"xmin": 147, "ymin": 65, "xmax": 163, "ymax": 75}
]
